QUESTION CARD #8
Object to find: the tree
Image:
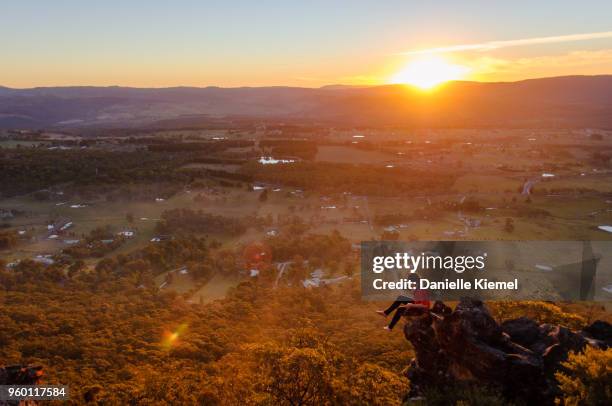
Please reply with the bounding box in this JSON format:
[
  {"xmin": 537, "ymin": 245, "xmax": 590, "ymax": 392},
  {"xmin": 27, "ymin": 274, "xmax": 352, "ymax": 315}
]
[
  {"xmin": 259, "ymin": 189, "xmax": 268, "ymax": 202},
  {"xmin": 344, "ymin": 261, "xmax": 356, "ymax": 277},
  {"xmin": 68, "ymin": 260, "xmax": 85, "ymax": 277},
  {"xmin": 0, "ymin": 231, "xmax": 17, "ymax": 249},
  {"xmin": 263, "ymin": 346, "xmax": 335, "ymax": 405},
  {"xmin": 591, "ymin": 151, "xmax": 610, "ymax": 167},
  {"xmin": 504, "ymin": 218, "xmax": 514, "ymax": 233},
  {"xmin": 336, "ymin": 363, "xmax": 409, "ymax": 406}
]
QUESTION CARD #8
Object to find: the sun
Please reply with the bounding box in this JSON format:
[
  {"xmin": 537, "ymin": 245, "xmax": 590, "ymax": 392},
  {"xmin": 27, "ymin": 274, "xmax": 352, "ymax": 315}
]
[{"xmin": 390, "ymin": 56, "xmax": 470, "ymax": 89}]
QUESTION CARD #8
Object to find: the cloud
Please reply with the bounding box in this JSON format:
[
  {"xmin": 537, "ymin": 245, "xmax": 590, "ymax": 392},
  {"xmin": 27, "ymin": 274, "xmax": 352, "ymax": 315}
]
[
  {"xmin": 400, "ymin": 31, "xmax": 612, "ymax": 55},
  {"xmin": 466, "ymin": 50, "xmax": 612, "ymax": 81}
]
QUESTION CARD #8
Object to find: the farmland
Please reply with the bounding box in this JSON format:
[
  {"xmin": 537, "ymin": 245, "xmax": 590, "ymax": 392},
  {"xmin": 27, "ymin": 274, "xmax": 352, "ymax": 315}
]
[{"xmin": 2, "ymin": 127, "xmax": 612, "ymax": 287}]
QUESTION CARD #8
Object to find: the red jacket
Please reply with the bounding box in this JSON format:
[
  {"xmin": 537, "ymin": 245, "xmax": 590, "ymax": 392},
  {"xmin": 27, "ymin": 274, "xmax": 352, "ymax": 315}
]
[{"xmin": 413, "ymin": 288, "xmax": 431, "ymax": 308}]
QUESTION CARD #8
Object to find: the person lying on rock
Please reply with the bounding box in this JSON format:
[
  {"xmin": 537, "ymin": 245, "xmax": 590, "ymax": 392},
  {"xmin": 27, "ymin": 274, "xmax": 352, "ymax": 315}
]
[{"xmin": 377, "ymin": 274, "xmax": 430, "ymax": 331}]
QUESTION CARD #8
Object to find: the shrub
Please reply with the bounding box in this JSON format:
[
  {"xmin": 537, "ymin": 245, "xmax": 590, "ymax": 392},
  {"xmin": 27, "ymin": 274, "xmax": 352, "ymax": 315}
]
[
  {"xmin": 423, "ymin": 383, "xmax": 510, "ymax": 406},
  {"xmin": 555, "ymin": 346, "xmax": 612, "ymax": 405},
  {"xmin": 488, "ymin": 301, "xmax": 586, "ymax": 330}
]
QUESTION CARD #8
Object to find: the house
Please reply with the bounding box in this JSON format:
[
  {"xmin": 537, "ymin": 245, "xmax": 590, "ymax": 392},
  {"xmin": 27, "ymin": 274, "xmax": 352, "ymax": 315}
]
[
  {"xmin": 33, "ymin": 255, "xmax": 54, "ymax": 266},
  {"xmin": 302, "ymin": 274, "xmax": 349, "ymax": 289},
  {"xmin": 598, "ymin": 225, "xmax": 612, "ymax": 233},
  {"xmin": 310, "ymin": 269, "xmax": 324, "ymax": 279},
  {"xmin": 59, "ymin": 221, "xmax": 73, "ymax": 231},
  {"xmin": 151, "ymin": 235, "xmax": 172, "ymax": 242},
  {"xmin": 464, "ymin": 218, "xmax": 481, "ymax": 228},
  {"xmin": 0, "ymin": 209, "xmax": 14, "ymax": 219},
  {"xmin": 302, "ymin": 278, "xmax": 320, "ymax": 288}
]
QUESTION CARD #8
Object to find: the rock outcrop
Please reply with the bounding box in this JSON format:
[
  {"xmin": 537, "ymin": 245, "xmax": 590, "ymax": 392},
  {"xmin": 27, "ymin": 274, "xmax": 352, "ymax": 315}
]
[{"xmin": 404, "ymin": 298, "xmax": 611, "ymax": 404}]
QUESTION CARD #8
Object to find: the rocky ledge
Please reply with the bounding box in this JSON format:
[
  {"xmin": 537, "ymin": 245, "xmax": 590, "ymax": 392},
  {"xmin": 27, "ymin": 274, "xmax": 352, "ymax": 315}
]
[{"xmin": 404, "ymin": 298, "xmax": 611, "ymax": 404}]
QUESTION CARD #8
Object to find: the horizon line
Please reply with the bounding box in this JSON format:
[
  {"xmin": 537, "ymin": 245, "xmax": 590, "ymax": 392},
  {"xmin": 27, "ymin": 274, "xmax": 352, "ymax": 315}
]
[{"xmin": 2, "ymin": 74, "xmax": 612, "ymax": 91}]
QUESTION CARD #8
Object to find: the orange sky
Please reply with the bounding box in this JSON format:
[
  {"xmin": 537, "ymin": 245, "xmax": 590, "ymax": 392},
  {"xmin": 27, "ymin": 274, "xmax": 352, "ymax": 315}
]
[{"xmin": 2, "ymin": 2, "xmax": 612, "ymax": 88}]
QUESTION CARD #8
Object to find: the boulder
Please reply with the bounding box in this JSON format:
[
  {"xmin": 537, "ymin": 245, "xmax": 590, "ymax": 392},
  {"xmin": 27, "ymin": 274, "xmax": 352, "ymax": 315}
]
[
  {"xmin": 501, "ymin": 316, "xmax": 541, "ymax": 347},
  {"xmin": 582, "ymin": 320, "xmax": 612, "ymax": 346}
]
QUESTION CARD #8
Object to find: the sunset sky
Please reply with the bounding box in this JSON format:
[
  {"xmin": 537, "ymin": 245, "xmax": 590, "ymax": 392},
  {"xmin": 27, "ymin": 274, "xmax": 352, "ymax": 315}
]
[{"xmin": 2, "ymin": 0, "xmax": 612, "ymax": 88}]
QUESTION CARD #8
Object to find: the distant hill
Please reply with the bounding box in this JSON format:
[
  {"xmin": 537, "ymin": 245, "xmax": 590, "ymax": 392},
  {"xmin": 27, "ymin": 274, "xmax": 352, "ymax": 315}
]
[{"xmin": 1, "ymin": 76, "xmax": 612, "ymax": 129}]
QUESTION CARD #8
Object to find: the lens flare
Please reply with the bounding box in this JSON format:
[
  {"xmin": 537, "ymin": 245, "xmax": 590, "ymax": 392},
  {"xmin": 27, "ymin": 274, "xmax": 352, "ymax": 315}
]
[{"xmin": 161, "ymin": 323, "xmax": 188, "ymax": 350}]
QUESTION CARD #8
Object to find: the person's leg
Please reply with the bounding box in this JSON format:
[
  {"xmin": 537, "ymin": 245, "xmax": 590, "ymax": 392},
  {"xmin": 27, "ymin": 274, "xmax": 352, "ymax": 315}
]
[
  {"xmin": 383, "ymin": 295, "xmax": 413, "ymax": 316},
  {"xmin": 387, "ymin": 307, "xmax": 405, "ymax": 330}
]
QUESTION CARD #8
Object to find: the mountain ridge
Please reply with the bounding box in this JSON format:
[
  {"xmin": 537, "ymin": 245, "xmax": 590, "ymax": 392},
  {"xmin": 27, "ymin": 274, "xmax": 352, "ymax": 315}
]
[{"xmin": 1, "ymin": 75, "xmax": 612, "ymax": 129}]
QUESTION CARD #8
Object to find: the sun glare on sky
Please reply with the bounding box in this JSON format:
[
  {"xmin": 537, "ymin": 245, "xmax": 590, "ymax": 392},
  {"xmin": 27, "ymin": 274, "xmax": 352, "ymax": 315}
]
[{"xmin": 390, "ymin": 56, "xmax": 471, "ymax": 89}]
